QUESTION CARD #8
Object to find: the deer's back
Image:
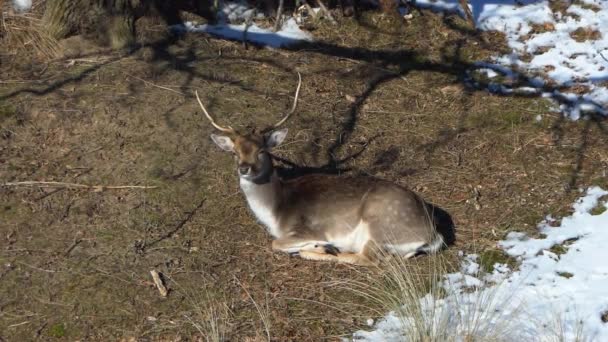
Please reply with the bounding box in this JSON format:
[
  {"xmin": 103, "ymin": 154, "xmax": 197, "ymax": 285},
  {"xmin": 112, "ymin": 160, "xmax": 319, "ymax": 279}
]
[{"xmin": 277, "ymin": 175, "xmax": 431, "ymax": 240}]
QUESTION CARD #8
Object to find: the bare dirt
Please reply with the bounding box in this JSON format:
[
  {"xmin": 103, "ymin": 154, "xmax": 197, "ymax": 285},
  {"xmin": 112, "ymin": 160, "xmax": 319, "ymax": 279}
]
[{"xmin": 1, "ymin": 10, "xmax": 608, "ymax": 341}]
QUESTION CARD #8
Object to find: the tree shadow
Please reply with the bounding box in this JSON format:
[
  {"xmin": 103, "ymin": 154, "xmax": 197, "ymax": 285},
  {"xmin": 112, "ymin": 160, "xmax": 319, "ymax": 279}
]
[{"xmin": 3, "ymin": 4, "xmax": 606, "ymax": 228}]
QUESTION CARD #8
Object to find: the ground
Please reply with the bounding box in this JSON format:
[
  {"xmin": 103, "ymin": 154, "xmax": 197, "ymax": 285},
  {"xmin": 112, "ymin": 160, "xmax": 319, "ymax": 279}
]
[{"xmin": 1, "ymin": 9, "xmax": 608, "ymax": 341}]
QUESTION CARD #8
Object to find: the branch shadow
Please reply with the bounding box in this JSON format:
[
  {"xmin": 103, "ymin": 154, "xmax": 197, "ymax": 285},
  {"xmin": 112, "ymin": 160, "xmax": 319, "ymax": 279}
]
[{"xmin": 3, "ymin": 5, "xmax": 606, "ymax": 241}]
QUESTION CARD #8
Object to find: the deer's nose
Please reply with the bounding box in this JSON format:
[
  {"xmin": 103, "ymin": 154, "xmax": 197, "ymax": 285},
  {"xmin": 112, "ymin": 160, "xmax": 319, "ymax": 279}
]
[{"xmin": 239, "ymin": 165, "xmax": 251, "ymax": 175}]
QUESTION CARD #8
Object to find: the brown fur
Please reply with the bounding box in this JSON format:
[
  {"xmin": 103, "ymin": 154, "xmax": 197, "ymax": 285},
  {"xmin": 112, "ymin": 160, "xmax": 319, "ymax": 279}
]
[{"xmin": 211, "ymin": 129, "xmax": 446, "ymax": 266}]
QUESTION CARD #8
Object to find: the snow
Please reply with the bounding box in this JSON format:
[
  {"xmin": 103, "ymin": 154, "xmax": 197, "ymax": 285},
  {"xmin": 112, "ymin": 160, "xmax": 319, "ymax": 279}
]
[
  {"xmin": 181, "ymin": 18, "xmax": 312, "ymax": 48},
  {"xmin": 415, "ymin": 0, "xmax": 608, "ymax": 118},
  {"xmin": 175, "ymin": 1, "xmax": 312, "ymax": 48},
  {"xmin": 12, "ymin": 0, "xmax": 31, "ymax": 11},
  {"xmin": 354, "ymin": 187, "xmax": 608, "ymax": 341},
  {"xmin": 219, "ymin": 1, "xmax": 263, "ymax": 23}
]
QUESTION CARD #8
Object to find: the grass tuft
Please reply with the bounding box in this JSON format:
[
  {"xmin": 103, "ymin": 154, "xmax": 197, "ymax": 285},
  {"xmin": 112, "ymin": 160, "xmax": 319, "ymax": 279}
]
[
  {"xmin": 1, "ymin": 11, "xmax": 61, "ymax": 59},
  {"xmin": 48, "ymin": 323, "xmax": 66, "ymax": 338},
  {"xmin": 172, "ymin": 278, "xmax": 230, "ymax": 342},
  {"xmin": 341, "ymin": 251, "xmax": 525, "ymax": 342}
]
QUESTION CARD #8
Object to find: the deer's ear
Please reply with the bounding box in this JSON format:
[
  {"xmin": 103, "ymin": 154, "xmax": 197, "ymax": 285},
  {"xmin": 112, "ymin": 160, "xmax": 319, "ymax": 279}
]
[
  {"xmin": 266, "ymin": 128, "xmax": 288, "ymax": 149},
  {"xmin": 211, "ymin": 134, "xmax": 234, "ymax": 152}
]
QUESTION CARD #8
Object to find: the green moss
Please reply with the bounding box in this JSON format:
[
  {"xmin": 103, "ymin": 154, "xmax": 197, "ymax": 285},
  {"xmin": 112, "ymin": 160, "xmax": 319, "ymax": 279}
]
[
  {"xmin": 549, "ymin": 244, "xmax": 568, "ymax": 255},
  {"xmin": 0, "ymin": 101, "xmax": 16, "ymax": 121},
  {"xmin": 569, "ymin": 27, "xmax": 602, "ymax": 42},
  {"xmin": 573, "ymin": 1, "xmax": 601, "ymax": 12},
  {"xmin": 591, "ymin": 205, "xmax": 607, "ymax": 215},
  {"xmin": 49, "ymin": 323, "xmax": 66, "ymax": 338},
  {"xmin": 556, "ymin": 271, "xmax": 573, "ymax": 279},
  {"xmin": 590, "ymin": 198, "xmax": 607, "ymax": 215},
  {"xmin": 1, "ymin": 200, "xmax": 28, "ymax": 221},
  {"xmin": 467, "ymin": 109, "xmax": 531, "ymax": 130},
  {"xmin": 479, "ymin": 249, "xmax": 514, "ymax": 273}
]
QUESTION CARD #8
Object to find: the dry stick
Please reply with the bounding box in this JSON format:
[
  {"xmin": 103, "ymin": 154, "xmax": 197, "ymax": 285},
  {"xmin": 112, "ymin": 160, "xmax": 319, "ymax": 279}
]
[
  {"xmin": 125, "ymin": 73, "xmax": 185, "ymax": 95},
  {"xmin": 3, "ymin": 181, "xmax": 157, "ymax": 190},
  {"xmin": 64, "ymin": 238, "xmax": 82, "ymax": 257},
  {"xmin": 274, "ymin": 0, "xmax": 285, "ymax": 32},
  {"xmin": 143, "ymin": 198, "xmax": 206, "ymax": 249},
  {"xmin": 8, "ymin": 321, "xmax": 30, "ymax": 328},
  {"xmin": 150, "ymin": 270, "xmax": 169, "ymax": 297}
]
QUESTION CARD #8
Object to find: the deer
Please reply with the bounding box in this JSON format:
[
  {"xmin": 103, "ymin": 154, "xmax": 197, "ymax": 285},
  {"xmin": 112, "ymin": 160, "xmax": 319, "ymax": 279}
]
[{"xmin": 197, "ymin": 73, "xmax": 448, "ymax": 266}]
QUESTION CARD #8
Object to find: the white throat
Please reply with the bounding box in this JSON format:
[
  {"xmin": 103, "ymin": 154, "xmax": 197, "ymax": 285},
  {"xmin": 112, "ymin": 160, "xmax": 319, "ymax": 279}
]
[{"xmin": 239, "ymin": 173, "xmax": 282, "ymax": 238}]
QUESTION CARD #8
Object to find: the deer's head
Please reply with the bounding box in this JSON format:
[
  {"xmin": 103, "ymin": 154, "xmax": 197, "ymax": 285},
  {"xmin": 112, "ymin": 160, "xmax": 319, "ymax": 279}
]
[{"xmin": 199, "ymin": 73, "xmax": 301, "ymax": 184}]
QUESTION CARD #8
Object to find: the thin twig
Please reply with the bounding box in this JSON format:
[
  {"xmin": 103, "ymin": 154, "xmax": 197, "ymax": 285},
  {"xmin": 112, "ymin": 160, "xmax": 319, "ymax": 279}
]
[
  {"xmin": 125, "ymin": 73, "xmax": 185, "ymax": 95},
  {"xmin": 8, "ymin": 321, "xmax": 30, "ymax": 328},
  {"xmin": 3, "ymin": 181, "xmax": 157, "ymax": 191},
  {"xmin": 64, "ymin": 238, "xmax": 82, "ymax": 257},
  {"xmin": 17, "ymin": 262, "xmax": 56, "ymax": 273},
  {"xmin": 143, "ymin": 198, "xmax": 206, "ymax": 249}
]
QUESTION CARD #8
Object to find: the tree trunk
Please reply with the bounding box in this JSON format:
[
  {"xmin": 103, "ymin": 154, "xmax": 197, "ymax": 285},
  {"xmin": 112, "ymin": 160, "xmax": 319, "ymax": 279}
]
[{"xmin": 105, "ymin": 0, "xmax": 135, "ymax": 49}]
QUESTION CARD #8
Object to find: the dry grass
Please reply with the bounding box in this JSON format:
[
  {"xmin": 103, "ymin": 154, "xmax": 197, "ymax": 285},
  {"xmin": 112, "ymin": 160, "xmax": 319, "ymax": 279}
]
[
  {"xmin": 1, "ymin": 6, "xmax": 608, "ymax": 340},
  {"xmin": 569, "ymin": 27, "xmax": 602, "ymax": 42},
  {"xmin": 173, "ymin": 277, "xmax": 231, "ymax": 342},
  {"xmin": 338, "ymin": 252, "xmax": 527, "ymax": 342},
  {"xmin": 235, "ymin": 276, "xmax": 272, "ymax": 342},
  {"xmin": 1, "ymin": 10, "xmax": 61, "ymax": 59}
]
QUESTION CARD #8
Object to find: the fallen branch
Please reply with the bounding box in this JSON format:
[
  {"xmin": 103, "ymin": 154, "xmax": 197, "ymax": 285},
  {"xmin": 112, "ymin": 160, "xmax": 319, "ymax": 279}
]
[
  {"xmin": 143, "ymin": 198, "xmax": 206, "ymax": 249},
  {"xmin": 3, "ymin": 181, "xmax": 157, "ymax": 191},
  {"xmin": 125, "ymin": 73, "xmax": 185, "ymax": 95},
  {"xmin": 64, "ymin": 238, "xmax": 82, "ymax": 257},
  {"xmin": 150, "ymin": 270, "xmax": 169, "ymax": 297}
]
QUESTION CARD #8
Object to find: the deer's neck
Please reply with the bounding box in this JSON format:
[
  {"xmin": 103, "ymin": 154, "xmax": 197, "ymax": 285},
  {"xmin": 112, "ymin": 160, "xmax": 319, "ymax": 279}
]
[{"xmin": 239, "ymin": 172, "xmax": 283, "ymax": 238}]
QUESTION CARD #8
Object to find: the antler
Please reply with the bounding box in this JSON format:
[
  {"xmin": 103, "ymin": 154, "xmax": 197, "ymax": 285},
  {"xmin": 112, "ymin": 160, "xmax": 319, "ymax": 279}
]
[
  {"xmin": 197, "ymin": 72, "xmax": 302, "ymax": 134},
  {"xmin": 195, "ymin": 90, "xmax": 234, "ymax": 133},
  {"xmin": 270, "ymin": 72, "xmax": 302, "ymax": 129}
]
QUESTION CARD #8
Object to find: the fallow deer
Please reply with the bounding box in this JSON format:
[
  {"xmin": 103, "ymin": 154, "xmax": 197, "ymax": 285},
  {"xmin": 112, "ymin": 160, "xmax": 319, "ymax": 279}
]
[{"xmin": 197, "ymin": 73, "xmax": 447, "ymax": 265}]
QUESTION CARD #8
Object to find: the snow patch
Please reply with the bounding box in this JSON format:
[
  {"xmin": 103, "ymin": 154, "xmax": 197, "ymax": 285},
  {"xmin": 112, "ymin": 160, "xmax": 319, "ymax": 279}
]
[
  {"xmin": 12, "ymin": 0, "xmax": 32, "ymax": 11},
  {"xmin": 180, "ymin": 18, "xmax": 312, "ymax": 48},
  {"xmin": 415, "ymin": 0, "xmax": 608, "ymax": 118},
  {"xmin": 174, "ymin": 1, "xmax": 312, "ymax": 48},
  {"xmin": 354, "ymin": 187, "xmax": 608, "ymax": 341}
]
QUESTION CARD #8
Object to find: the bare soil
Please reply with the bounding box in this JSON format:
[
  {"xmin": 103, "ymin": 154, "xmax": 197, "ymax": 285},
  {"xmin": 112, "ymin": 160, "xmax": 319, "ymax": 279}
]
[{"xmin": 1, "ymin": 10, "xmax": 608, "ymax": 341}]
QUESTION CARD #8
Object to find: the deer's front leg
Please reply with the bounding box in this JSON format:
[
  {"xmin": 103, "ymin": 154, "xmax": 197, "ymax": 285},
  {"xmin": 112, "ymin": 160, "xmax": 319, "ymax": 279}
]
[{"xmin": 272, "ymin": 236, "xmax": 340, "ymax": 256}]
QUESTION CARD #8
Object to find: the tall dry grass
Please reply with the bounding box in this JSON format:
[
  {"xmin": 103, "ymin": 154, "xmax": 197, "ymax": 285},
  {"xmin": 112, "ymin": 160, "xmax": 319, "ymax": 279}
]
[
  {"xmin": 338, "ymin": 250, "xmax": 528, "ymax": 342},
  {"xmin": 1, "ymin": 1, "xmax": 61, "ymax": 59},
  {"xmin": 171, "ymin": 277, "xmax": 230, "ymax": 342}
]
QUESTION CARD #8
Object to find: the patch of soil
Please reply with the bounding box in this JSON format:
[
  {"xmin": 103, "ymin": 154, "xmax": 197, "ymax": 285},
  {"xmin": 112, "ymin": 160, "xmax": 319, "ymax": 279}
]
[{"xmin": 1, "ymin": 9, "xmax": 608, "ymax": 341}]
